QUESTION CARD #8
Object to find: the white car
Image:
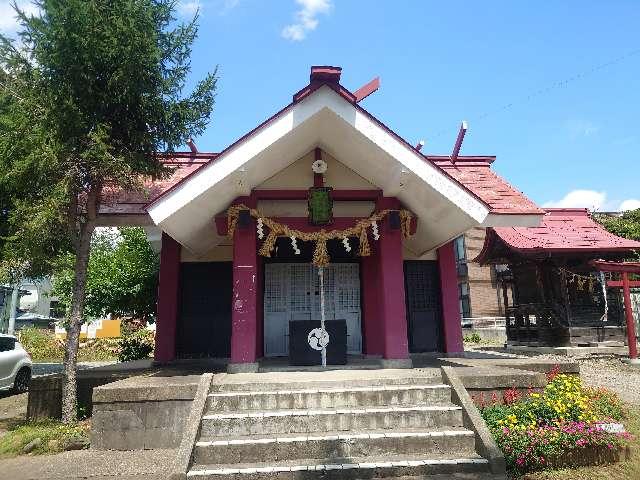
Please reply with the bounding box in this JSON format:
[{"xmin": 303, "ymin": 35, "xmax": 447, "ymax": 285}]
[{"xmin": 0, "ymin": 334, "xmax": 32, "ymax": 393}]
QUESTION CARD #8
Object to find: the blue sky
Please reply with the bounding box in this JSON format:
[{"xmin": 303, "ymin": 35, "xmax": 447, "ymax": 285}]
[{"xmin": 3, "ymin": 1, "xmax": 639, "ymax": 211}]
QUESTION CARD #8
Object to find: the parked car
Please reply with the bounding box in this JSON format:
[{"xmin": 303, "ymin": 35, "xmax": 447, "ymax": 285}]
[{"xmin": 0, "ymin": 334, "xmax": 32, "ymax": 393}]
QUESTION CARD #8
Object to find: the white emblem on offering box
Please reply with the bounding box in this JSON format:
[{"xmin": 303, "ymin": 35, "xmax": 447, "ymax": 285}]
[{"xmin": 307, "ymin": 328, "xmax": 330, "ymax": 351}]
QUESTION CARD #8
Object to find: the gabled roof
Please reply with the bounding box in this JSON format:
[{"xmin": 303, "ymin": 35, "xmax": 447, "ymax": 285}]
[
  {"xmin": 100, "ymin": 156, "xmax": 212, "ymax": 218},
  {"xmin": 430, "ymin": 157, "xmax": 543, "ymax": 215},
  {"xmin": 99, "ymin": 66, "xmax": 544, "ymax": 254},
  {"xmin": 99, "ymin": 155, "xmax": 541, "ymax": 218},
  {"xmin": 476, "ymin": 208, "xmax": 640, "ymax": 264}
]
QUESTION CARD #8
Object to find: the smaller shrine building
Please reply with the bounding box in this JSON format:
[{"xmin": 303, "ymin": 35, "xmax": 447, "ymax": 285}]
[{"xmin": 476, "ymin": 208, "xmax": 640, "ymax": 347}]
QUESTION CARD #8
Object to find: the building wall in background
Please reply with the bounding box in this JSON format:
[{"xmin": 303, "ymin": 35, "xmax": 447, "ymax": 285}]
[{"xmin": 464, "ymin": 228, "xmax": 504, "ymax": 319}]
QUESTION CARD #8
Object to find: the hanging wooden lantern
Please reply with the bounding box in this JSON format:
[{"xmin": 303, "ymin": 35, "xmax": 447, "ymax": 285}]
[{"xmin": 308, "ymin": 187, "xmax": 333, "ymax": 226}]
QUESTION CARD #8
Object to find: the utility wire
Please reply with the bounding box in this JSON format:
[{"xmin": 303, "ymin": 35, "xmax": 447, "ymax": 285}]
[{"xmin": 428, "ymin": 47, "xmax": 640, "ymax": 142}]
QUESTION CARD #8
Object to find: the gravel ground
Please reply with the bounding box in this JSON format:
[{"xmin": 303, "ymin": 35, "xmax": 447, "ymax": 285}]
[{"xmin": 527, "ymin": 353, "xmax": 640, "ymax": 405}]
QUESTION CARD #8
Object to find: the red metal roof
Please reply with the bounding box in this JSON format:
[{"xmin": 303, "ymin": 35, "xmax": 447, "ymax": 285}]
[
  {"xmin": 99, "ymin": 158, "xmax": 210, "ymax": 216},
  {"xmin": 430, "ymin": 157, "xmax": 543, "ymax": 215},
  {"xmin": 476, "ymin": 208, "xmax": 640, "ymax": 262}
]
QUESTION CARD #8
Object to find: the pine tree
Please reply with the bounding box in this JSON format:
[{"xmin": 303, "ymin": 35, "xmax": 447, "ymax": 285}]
[{"xmin": 0, "ymin": 0, "xmax": 217, "ymax": 422}]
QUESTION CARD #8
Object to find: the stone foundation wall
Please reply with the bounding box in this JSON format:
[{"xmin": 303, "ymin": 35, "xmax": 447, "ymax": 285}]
[
  {"xmin": 90, "ymin": 375, "xmax": 202, "ymax": 450},
  {"xmin": 28, "ymin": 372, "xmax": 137, "ymax": 420}
]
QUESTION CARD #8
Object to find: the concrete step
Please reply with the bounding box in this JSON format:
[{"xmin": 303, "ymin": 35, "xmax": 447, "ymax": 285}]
[
  {"xmin": 211, "ymin": 371, "xmax": 442, "ymax": 393},
  {"xmin": 186, "ymin": 454, "xmax": 490, "ymax": 479},
  {"xmin": 193, "ymin": 428, "xmax": 476, "ymax": 465},
  {"xmin": 200, "ymin": 405, "xmax": 463, "ymax": 438},
  {"xmin": 206, "ymin": 384, "xmax": 452, "ymax": 413}
]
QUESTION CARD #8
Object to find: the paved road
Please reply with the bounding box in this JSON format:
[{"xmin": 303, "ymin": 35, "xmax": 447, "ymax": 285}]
[{"xmin": 31, "ymin": 361, "xmax": 118, "ymax": 377}]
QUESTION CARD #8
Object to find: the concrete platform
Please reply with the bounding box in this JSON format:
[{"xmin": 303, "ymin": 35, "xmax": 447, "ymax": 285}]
[
  {"xmin": 91, "ymin": 374, "xmax": 203, "ymax": 450},
  {"xmin": 500, "ymin": 344, "xmax": 629, "ymax": 356}
]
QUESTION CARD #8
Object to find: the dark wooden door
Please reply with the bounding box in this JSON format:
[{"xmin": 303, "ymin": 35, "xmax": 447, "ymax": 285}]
[
  {"xmin": 404, "ymin": 260, "xmax": 443, "ymax": 352},
  {"xmin": 177, "ymin": 262, "xmax": 232, "ymax": 358}
]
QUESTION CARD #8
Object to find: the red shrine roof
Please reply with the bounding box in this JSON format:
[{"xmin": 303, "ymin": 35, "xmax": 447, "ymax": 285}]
[
  {"xmin": 98, "ymin": 66, "xmax": 542, "ymax": 222},
  {"xmin": 99, "ymin": 155, "xmax": 215, "ymax": 218},
  {"xmin": 476, "ymin": 208, "xmax": 640, "ymax": 263},
  {"xmin": 429, "ymin": 157, "xmax": 542, "ymax": 215},
  {"xmin": 98, "ymin": 154, "xmax": 541, "ymax": 219}
]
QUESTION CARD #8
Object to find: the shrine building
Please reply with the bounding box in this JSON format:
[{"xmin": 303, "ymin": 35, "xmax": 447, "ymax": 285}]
[{"xmin": 99, "ymin": 66, "xmax": 544, "ymax": 372}]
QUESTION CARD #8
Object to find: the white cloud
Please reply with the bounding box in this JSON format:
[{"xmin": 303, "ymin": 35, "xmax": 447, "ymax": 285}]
[
  {"xmin": 220, "ymin": 0, "xmax": 240, "ymax": 14},
  {"xmin": 543, "ymin": 190, "xmax": 640, "ymax": 213},
  {"xmin": 543, "ymin": 190, "xmax": 607, "ymax": 210},
  {"xmin": 0, "ymin": 1, "xmax": 40, "ymax": 36},
  {"xmin": 565, "ymin": 118, "xmax": 600, "ymax": 138},
  {"xmin": 620, "ymin": 199, "xmax": 640, "ymax": 211},
  {"xmin": 177, "ymin": 0, "xmax": 202, "ymax": 17},
  {"xmin": 281, "ymin": 0, "xmax": 332, "ymax": 41}
]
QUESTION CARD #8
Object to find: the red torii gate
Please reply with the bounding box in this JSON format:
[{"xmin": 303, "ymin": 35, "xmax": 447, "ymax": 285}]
[{"xmin": 590, "ymin": 260, "xmax": 640, "ymax": 359}]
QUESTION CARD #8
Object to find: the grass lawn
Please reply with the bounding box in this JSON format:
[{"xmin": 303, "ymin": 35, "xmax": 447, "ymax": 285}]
[
  {"xmin": 0, "ymin": 419, "xmax": 90, "ymax": 458},
  {"xmin": 522, "ymin": 406, "xmax": 640, "ymax": 480}
]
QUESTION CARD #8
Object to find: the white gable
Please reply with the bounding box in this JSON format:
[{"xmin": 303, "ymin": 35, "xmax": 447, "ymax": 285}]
[{"xmin": 147, "ymin": 86, "xmax": 491, "ymax": 255}]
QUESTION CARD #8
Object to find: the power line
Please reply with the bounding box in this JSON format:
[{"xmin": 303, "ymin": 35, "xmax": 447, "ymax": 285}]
[{"xmin": 428, "ymin": 47, "xmax": 640, "ymax": 142}]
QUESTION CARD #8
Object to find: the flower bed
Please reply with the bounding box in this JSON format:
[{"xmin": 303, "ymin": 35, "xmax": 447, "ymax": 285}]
[{"xmin": 479, "ymin": 367, "xmax": 633, "ymax": 474}]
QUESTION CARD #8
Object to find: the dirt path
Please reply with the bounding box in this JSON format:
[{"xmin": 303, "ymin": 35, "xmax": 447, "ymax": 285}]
[
  {"xmin": 0, "ymin": 392, "xmax": 27, "ymax": 436},
  {"xmin": 0, "ymin": 448, "xmax": 177, "ymax": 479}
]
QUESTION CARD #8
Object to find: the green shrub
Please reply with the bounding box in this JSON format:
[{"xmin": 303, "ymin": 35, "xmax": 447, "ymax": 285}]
[
  {"xmin": 463, "ymin": 332, "xmax": 482, "ymax": 344},
  {"xmin": 0, "ymin": 420, "xmax": 89, "ymax": 458},
  {"xmin": 118, "ymin": 329, "xmax": 154, "ymax": 362},
  {"xmin": 17, "ymin": 328, "xmax": 64, "ymax": 362},
  {"xmin": 77, "ymin": 337, "xmax": 120, "ymax": 362},
  {"xmin": 585, "ymin": 386, "xmax": 626, "ymax": 421}
]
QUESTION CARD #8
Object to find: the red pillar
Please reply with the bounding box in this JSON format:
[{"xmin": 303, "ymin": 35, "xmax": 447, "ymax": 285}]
[
  {"xmin": 623, "ymin": 272, "xmax": 638, "ymax": 359},
  {"xmin": 361, "ymin": 245, "xmax": 383, "ymax": 356},
  {"xmin": 437, "ymin": 241, "xmax": 464, "ymax": 354},
  {"xmin": 228, "ymin": 200, "xmax": 259, "ymax": 373},
  {"xmin": 376, "ymin": 198, "xmax": 411, "ymax": 366},
  {"xmin": 255, "ymin": 257, "xmax": 264, "ymax": 358},
  {"xmin": 155, "ymin": 233, "xmax": 181, "ymax": 363}
]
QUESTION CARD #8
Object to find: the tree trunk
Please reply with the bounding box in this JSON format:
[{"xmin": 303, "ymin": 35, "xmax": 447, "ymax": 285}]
[{"xmin": 61, "ymin": 221, "xmax": 95, "ymax": 424}]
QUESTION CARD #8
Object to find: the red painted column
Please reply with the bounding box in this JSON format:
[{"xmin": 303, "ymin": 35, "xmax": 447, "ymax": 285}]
[
  {"xmin": 437, "ymin": 241, "xmax": 464, "ymax": 353},
  {"xmin": 376, "ymin": 198, "xmax": 410, "ymax": 365},
  {"xmin": 255, "ymin": 257, "xmax": 264, "ymax": 358},
  {"xmin": 361, "ymin": 245, "xmax": 383, "ymax": 356},
  {"xmin": 622, "ymin": 272, "xmax": 638, "ymax": 359},
  {"xmin": 228, "ymin": 201, "xmax": 259, "ymax": 372},
  {"xmin": 155, "ymin": 233, "xmax": 181, "ymax": 363}
]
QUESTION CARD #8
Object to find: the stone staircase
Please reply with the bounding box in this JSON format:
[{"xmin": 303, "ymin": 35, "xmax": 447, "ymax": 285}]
[{"xmin": 186, "ymin": 371, "xmax": 497, "ymax": 479}]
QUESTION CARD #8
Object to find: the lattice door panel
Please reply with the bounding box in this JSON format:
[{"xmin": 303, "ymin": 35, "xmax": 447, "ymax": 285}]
[
  {"xmin": 334, "ymin": 264, "xmax": 361, "ymax": 311},
  {"xmin": 311, "ymin": 266, "xmax": 336, "ymax": 318},
  {"xmin": 264, "ymin": 264, "xmax": 290, "ymax": 356},
  {"xmin": 289, "ymin": 264, "xmax": 313, "ymax": 319},
  {"xmin": 264, "ymin": 262, "xmax": 362, "ymax": 356},
  {"xmin": 404, "ymin": 261, "xmax": 442, "ymax": 352},
  {"xmin": 264, "ymin": 264, "xmax": 288, "ymax": 313}
]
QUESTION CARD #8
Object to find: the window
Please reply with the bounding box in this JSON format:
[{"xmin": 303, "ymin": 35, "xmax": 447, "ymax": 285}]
[
  {"xmin": 454, "ymin": 235, "xmax": 466, "ymax": 263},
  {"xmin": 454, "ymin": 236, "xmax": 468, "ymax": 277},
  {"xmin": 0, "ymin": 337, "xmax": 16, "ymax": 352},
  {"xmin": 459, "ymin": 282, "xmax": 471, "ymax": 319}
]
